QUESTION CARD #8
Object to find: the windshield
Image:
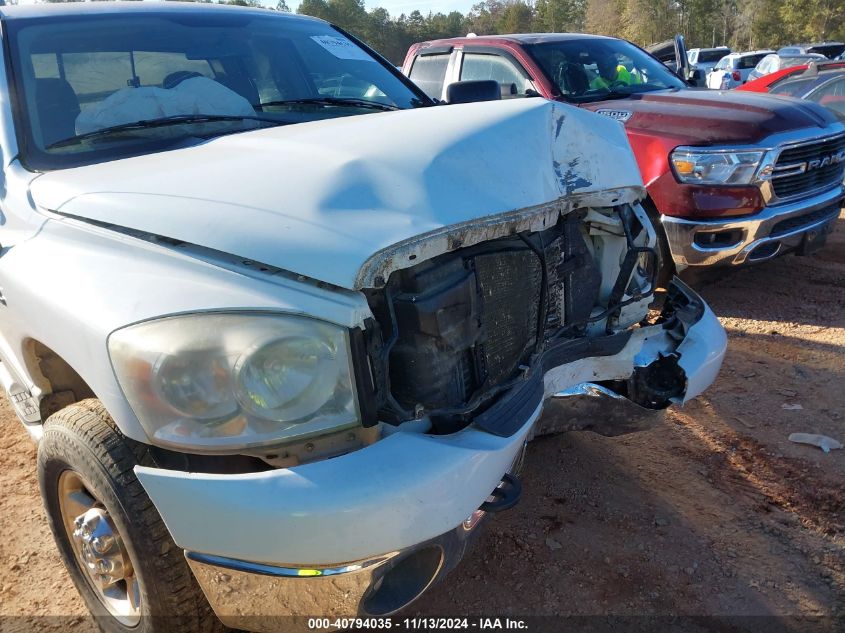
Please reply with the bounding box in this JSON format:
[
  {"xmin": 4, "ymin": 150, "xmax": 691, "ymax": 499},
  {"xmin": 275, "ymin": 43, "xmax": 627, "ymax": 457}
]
[
  {"xmin": 526, "ymin": 39, "xmax": 685, "ymax": 103},
  {"xmin": 780, "ymin": 55, "xmax": 826, "ymax": 69},
  {"xmin": 738, "ymin": 53, "xmax": 769, "ymax": 69},
  {"xmin": 697, "ymin": 50, "xmax": 730, "ymax": 63},
  {"xmin": 809, "ymin": 44, "xmax": 845, "ymax": 59},
  {"xmin": 6, "ymin": 9, "xmax": 428, "ymax": 170}
]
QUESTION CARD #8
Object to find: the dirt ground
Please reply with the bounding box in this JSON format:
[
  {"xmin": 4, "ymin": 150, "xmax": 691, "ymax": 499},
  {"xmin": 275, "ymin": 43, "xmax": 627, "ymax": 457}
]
[{"xmin": 0, "ymin": 214, "xmax": 843, "ymax": 632}]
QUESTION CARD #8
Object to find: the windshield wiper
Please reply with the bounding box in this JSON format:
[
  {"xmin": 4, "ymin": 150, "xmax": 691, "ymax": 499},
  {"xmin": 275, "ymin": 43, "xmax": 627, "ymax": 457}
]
[
  {"xmin": 47, "ymin": 114, "xmax": 286, "ymax": 149},
  {"xmin": 260, "ymin": 97, "xmax": 399, "ymax": 111},
  {"xmin": 596, "ymin": 89, "xmax": 637, "ymax": 100}
]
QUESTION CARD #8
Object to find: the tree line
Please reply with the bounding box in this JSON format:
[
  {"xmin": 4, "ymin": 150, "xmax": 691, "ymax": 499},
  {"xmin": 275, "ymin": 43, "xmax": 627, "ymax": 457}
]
[
  {"xmin": 40, "ymin": 0, "xmax": 845, "ymax": 65},
  {"xmin": 293, "ymin": 0, "xmax": 845, "ymax": 64}
]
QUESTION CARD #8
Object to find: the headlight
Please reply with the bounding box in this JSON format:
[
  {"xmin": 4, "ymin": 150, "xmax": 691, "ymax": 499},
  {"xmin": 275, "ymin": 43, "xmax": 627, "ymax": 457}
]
[
  {"xmin": 108, "ymin": 313, "xmax": 359, "ymax": 451},
  {"xmin": 670, "ymin": 147, "xmax": 764, "ymax": 185}
]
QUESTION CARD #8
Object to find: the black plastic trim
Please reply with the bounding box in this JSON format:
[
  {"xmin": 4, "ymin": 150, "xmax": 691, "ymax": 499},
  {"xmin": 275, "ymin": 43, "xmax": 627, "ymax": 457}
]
[
  {"xmin": 472, "ymin": 328, "xmax": 633, "ymax": 438},
  {"xmin": 472, "ymin": 371, "xmax": 543, "ymax": 437},
  {"xmin": 418, "ymin": 45, "xmax": 454, "ymax": 55},
  {"xmin": 349, "ymin": 324, "xmax": 380, "ymax": 428}
]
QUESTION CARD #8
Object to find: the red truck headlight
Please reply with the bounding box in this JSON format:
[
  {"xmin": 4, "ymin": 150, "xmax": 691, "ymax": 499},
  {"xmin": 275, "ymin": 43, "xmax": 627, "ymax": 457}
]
[{"xmin": 670, "ymin": 147, "xmax": 764, "ymax": 185}]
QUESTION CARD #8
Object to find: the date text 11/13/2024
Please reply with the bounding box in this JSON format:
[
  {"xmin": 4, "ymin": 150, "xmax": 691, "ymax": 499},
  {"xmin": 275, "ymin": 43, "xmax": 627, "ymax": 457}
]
[{"xmin": 307, "ymin": 618, "xmax": 529, "ymax": 629}]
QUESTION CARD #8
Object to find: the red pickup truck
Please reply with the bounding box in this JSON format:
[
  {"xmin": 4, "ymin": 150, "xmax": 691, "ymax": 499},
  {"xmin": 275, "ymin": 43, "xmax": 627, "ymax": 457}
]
[{"xmin": 402, "ymin": 34, "xmax": 845, "ymax": 283}]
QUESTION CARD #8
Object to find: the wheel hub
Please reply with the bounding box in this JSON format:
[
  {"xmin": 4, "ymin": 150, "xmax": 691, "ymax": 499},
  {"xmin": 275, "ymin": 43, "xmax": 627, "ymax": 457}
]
[
  {"xmin": 71, "ymin": 508, "xmax": 131, "ymax": 589},
  {"xmin": 58, "ymin": 470, "xmax": 141, "ymax": 625}
]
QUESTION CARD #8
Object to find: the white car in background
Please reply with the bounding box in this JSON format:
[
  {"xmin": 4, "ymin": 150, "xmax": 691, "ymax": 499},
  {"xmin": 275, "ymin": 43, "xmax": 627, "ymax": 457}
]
[
  {"xmin": 706, "ymin": 50, "xmax": 774, "ymax": 89},
  {"xmin": 686, "ymin": 46, "xmax": 731, "ymax": 85}
]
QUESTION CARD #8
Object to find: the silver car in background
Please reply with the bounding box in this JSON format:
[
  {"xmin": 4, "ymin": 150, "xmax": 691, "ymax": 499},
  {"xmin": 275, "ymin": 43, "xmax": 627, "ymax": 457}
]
[
  {"xmin": 747, "ymin": 52, "xmax": 828, "ymax": 82},
  {"xmin": 778, "ymin": 42, "xmax": 845, "ymax": 59},
  {"xmin": 706, "ymin": 50, "xmax": 773, "ymax": 89}
]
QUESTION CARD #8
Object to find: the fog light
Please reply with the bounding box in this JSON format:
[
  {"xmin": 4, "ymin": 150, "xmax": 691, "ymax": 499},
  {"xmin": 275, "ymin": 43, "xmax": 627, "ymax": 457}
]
[{"xmin": 694, "ymin": 229, "xmax": 742, "ymax": 248}]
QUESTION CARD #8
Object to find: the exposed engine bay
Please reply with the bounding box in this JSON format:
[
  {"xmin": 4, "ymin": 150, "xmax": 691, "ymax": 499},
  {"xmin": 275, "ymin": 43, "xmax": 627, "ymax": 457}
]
[{"xmin": 358, "ymin": 204, "xmax": 686, "ymax": 435}]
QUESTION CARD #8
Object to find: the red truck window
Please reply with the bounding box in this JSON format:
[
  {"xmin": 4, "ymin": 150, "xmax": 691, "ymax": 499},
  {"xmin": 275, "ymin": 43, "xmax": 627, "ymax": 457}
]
[
  {"xmin": 409, "ymin": 54, "xmax": 450, "ymax": 99},
  {"xmin": 460, "ymin": 52, "xmax": 532, "ymax": 97}
]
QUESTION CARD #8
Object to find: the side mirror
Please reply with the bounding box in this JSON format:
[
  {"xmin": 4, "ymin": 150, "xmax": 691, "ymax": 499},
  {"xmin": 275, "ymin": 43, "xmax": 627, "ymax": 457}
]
[
  {"xmin": 501, "ymin": 82, "xmax": 518, "ymax": 98},
  {"xmin": 446, "ymin": 80, "xmax": 501, "ymax": 104}
]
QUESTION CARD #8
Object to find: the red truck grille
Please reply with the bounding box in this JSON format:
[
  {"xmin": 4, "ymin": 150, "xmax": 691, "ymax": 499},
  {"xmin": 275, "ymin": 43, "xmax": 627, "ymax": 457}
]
[{"xmin": 771, "ymin": 133, "xmax": 845, "ymax": 200}]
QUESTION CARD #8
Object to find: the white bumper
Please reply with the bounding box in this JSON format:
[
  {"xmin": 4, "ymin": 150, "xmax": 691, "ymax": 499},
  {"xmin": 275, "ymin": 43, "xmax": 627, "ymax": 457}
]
[
  {"xmin": 135, "ymin": 404, "xmax": 539, "ymax": 566},
  {"xmin": 135, "ymin": 281, "xmax": 725, "ymax": 568}
]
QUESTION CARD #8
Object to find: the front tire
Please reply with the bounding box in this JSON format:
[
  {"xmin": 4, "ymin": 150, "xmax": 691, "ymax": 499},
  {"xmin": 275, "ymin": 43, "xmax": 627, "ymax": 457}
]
[{"xmin": 37, "ymin": 399, "xmax": 221, "ymax": 633}]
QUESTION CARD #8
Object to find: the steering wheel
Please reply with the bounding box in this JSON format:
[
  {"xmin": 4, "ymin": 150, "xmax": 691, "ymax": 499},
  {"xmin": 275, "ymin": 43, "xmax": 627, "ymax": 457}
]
[{"xmin": 609, "ymin": 79, "xmax": 628, "ymax": 90}]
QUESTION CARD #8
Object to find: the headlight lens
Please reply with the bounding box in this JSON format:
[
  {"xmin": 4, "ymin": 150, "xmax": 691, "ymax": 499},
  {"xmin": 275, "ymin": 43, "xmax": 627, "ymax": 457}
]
[
  {"xmin": 109, "ymin": 313, "xmax": 359, "ymax": 451},
  {"xmin": 670, "ymin": 147, "xmax": 764, "ymax": 185}
]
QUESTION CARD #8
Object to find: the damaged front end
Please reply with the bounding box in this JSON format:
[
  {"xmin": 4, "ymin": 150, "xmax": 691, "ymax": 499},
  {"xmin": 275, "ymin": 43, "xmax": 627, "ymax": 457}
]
[
  {"xmin": 539, "ymin": 278, "xmax": 717, "ymax": 436},
  {"xmin": 125, "ymin": 102, "xmax": 724, "ymax": 630},
  {"xmin": 135, "ymin": 205, "xmax": 724, "ymax": 629},
  {"xmin": 353, "ymin": 199, "xmax": 719, "ymax": 440}
]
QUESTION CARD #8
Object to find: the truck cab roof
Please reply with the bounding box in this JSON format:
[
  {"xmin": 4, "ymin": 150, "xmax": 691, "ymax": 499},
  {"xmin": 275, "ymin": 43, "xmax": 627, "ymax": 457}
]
[
  {"xmin": 0, "ymin": 1, "xmax": 322, "ymax": 23},
  {"xmin": 412, "ymin": 32, "xmax": 615, "ymax": 49}
]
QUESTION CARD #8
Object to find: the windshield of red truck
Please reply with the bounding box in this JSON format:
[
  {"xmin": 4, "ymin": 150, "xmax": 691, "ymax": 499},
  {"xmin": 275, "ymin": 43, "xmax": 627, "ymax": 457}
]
[{"xmin": 526, "ymin": 39, "xmax": 685, "ymax": 103}]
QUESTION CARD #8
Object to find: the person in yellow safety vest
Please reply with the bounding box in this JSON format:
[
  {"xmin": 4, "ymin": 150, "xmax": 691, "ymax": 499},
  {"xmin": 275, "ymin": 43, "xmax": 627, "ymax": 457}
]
[{"xmin": 590, "ymin": 53, "xmax": 642, "ymax": 90}]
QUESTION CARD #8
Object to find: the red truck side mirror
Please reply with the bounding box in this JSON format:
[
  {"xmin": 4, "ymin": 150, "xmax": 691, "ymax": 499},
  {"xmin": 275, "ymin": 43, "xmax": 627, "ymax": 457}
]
[{"xmin": 446, "ymin": 80, "xmax": 502, "ymax": 104}]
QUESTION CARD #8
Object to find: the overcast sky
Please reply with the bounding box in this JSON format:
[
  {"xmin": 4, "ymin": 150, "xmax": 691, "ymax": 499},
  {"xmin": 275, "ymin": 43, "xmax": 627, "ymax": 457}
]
[{"xmin": 284, "ymin": 0, "xmax": 477, "ymax": 18}]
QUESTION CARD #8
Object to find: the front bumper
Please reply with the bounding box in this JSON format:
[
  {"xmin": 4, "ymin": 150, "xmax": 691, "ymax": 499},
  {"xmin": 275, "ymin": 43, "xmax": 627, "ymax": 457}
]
[
  {"xmin": 134, "ymin": 281, "xmax": 724, "ymax": 627},
  {"xmin": 661, "ymin": 185, "xmax": 843, "ymax": 267},
  {"xmin": 184, "ymin": 520, "xmax": 488, "ymax": 631}
]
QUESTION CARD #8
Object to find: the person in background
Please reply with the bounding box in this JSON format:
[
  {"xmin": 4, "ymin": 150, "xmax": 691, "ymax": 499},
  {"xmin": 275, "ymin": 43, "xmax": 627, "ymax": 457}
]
[{"xmin": 591, "ymin": 51, "xmax": 641, "ymax": 89}]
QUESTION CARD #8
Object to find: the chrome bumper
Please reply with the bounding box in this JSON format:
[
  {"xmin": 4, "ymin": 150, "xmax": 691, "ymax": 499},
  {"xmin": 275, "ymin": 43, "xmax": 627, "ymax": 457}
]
[
  {"xmin": 661, "ymin": 185, "xmax": 843, "ymax": 267},
  {"xmin": 185, "ymin": 505, "xmax": 490, "ymax": 632}
]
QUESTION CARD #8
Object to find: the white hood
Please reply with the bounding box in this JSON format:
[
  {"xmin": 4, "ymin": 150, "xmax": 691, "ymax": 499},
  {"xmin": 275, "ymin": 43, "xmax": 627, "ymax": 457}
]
[{"xmin": 30, "ymin": 98, "xmax": 643, "ymax": 289}]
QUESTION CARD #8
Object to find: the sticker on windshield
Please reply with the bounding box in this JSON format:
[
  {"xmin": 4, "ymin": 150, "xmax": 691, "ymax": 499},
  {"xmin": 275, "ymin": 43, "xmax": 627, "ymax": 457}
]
[
  {"xmin": 311, "ymin": 35, "xmax": 375, "ymax": 62},
  {"xmin": 595, "ymin": 109, "xmax": 632, "ymax": 123}
]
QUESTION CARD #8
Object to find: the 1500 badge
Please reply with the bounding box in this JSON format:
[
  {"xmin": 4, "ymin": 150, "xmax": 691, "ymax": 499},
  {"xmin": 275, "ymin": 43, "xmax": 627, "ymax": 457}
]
[{"xmin": 595, "ymin": 109, "xmax": 632, "ymax": 122}]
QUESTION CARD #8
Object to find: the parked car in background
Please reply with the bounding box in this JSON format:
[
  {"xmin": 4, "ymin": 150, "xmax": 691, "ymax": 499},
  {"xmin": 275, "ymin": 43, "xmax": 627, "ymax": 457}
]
[
  {"xmin": 404, "ymin": 33, "xmax": 845, "ymax": 284},
  {"xmin": 739, "ymin": 60, "xmax": 845, "ymax": 93},
  {"xmin": 765, "ymin": 66, "xmax": 845, "ymax": 119},
  {"xmin": 0, "ymin": 4, "xmax": 728, "ymax": 631},
  {"xmin": 748, "ymin": 52, "xmax": 827, "ymax": 81},
  {"xmin": 705, "ymin": 50, "xmax": 773, "ymax": 89},
  {"xmin": 778, "ymin": 42, "xmax": 845, "ymax": 59},
  {"xmin": 686, "ymin": 46, "xmax": 731, "ymax": 86}
]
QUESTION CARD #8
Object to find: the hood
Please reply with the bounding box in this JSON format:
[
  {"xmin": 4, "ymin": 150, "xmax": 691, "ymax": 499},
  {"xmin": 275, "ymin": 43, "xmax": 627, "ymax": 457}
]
[
  {"xmin": 581, "ymin": 88, "xmax": 840, "ymax": 144},
  {"xmin": 30, "ymin": 98, "xmax": 643, "ymax": 290}
]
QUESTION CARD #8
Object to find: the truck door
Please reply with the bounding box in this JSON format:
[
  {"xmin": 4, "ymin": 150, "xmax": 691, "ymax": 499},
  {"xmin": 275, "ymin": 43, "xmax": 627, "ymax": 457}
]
[
  {"xmin": 405, "ymin": 46, "xmax": 456, "ymax": 102},
  {"xmin": 0, "ymin": 43, "xmax": 51, "ymax": 426},
  {"xmin": 456, "ymin": 48, "xmax": 538, "ymax": 99},
  {"xmin": 645, "ymin": 35, "xmax": 690, "ymax": 83}
]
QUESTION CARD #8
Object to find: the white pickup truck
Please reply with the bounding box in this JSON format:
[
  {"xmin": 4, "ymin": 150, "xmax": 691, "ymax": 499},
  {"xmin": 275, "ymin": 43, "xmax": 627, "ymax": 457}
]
[{"xmin": 0, "ymin": 3, "xmax": 726, "ymax": 632}]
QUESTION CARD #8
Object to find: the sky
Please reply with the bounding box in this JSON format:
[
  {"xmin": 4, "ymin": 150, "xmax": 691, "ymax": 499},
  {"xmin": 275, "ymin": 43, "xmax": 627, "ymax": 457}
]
[{"xmin": 285, "ymin": 0, "xmax": 478, "ymax": 17}]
